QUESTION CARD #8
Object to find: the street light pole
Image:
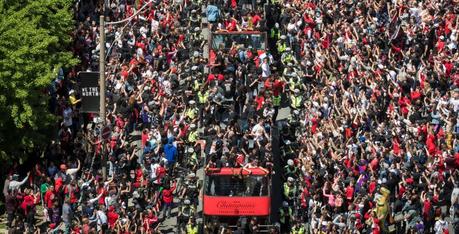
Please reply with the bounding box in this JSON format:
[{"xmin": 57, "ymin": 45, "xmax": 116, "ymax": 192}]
[{"xmin": 99, "ymin": 15, "xmax": 107, "ymax": 181}]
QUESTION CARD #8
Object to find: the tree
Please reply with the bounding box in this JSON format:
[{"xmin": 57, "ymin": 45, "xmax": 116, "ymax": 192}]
[{"xmin": 0, "ymin": 0, "xmax": 78, "ymax": 162}]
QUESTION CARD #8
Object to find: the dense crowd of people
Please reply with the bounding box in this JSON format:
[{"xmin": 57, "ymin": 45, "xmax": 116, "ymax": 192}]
[{"xmin": 3, "ymin": 0, "xmax": 459, "ymax": 233}]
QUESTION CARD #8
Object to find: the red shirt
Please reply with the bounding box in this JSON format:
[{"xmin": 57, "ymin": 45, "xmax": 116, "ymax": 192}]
[
  {"xmin": 345, "ymin": 186, "xmax": 354, "ymax": 200},
  {"xmin": 141, "ymin": 132, "xmax": 149, "ymax": 148},
  {"xmin": 273, "ymin": 80, "xmax": 284, "ymax": 96},
  {"xmin": 252, "ymin": 14, "xmax": 262, "ymax": 26},
  {"xmin": 162, "ymin": 183, "xmax": 176, "ymax": 203},
  {"xmin": 108, "ymin": 211, "xmax": 119, "ymax": 229},
  {"xmin": 21, "ymin": 195, "xmax": 36, "ymax": 213},
  {"xmin": 255, "ymin": 96, "xmax": 265, "ymax": 110},
  {"xmin": 44, "ymin": 190, "xmax": 55, "ymax": 209}
]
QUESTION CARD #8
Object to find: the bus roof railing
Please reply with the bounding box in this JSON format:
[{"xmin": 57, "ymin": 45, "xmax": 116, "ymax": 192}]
[{"xmin": 205, "ymin": 167, "xmax": 269, "ymax": 176}]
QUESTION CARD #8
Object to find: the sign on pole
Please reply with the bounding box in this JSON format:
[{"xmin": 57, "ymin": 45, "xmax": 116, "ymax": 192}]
[{"xmin": 79, "ymin": 72, "xmax": 100, "ymax": 113}]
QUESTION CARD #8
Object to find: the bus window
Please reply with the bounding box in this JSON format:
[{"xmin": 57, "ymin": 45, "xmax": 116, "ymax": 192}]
[
  {"xmin": 205, "ymin": 175, "xmax": 269, "ymax": 196},
  {"xmin": 211, "ymin": 33, "xmax": 266, "ymax": 50}
]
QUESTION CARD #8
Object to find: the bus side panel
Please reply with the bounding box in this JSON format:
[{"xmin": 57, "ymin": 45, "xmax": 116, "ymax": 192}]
[{"xmin": 203, "ymin": 195, "xmax": 270, "ymax": 216}]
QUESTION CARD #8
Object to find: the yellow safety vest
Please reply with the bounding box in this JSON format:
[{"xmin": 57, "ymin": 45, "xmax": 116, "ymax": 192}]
[
  {"xmin": 288, "ymin": 77, "xmax": 301, "ymax": 91},
  {"xmin": 291, "ymin": 226, "xmax": 305, "ymax": 234},
  {"xmin": 282, "ymin": 54, "xmax": 293, "ymax": 64},
  {"xmin": 186, "ymin": 108, "xmax": 197, "ymax": 119},
  {"xmin": 197, "ymin": 91, "xmax": 209, "ymax": 104},
  {"xmin": 290, "ymin": 95, "xmax": 302, "ymax": 109},
  {"xmin": 193, "ymin": 80, "xmax": 201, "ymax": 91},
  {"xmin": 277, "ymin": 42, "xmax": 286, "ymax": 53},
  {"xmin": 273, "ymin": 95, "xmax": 281, "ymax": 107},
  {"xmin": 283, "ymin": 183, "xmax": 296, "ymax": 198},
  {"xmin": 270, "ymin": 28, "xmax": 280, "ymax": 39},
  {"xmin": 186, "ymin": 224, "xmax": 198, "ymax": 234},
  {"xmin": 188, "ymin": 131, "xmax": 198, "ymax": 143}
]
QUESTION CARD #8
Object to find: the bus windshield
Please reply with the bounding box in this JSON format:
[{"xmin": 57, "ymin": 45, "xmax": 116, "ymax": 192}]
[
  {"xmin": 211, "ymin": 33, "xmax": 266, "ymax": 50},
  {"xmin": 205, "ymin": 174, "xmax": 269, "ymax": 197}
]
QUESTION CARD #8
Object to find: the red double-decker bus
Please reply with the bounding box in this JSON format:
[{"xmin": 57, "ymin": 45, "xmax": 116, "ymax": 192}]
[{"xmin": 203, "ymin": 167, "xmax": 271, "ymax": 230}]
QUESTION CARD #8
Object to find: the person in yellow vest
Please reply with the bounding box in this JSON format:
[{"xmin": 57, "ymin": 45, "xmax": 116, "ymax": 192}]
[
  {"xmin": 279, "ymin": 201, "xmax": 293, "ymax": 232},
  {"xmin": 283, "ymin": 177, "xmax": 297, "ymax": 203},
  {"xmin": 187, "ymin": 123, "xmax": 199, "ymax": 143},
  {"xmin": 291, "ymin": 221, "xmax": 305, "ymax": 234},
  {"xmin": 290, "ymin": 89, "xmax": 303, "ymax": 109},
  {"xmin": 270, "ymin": 23, "xmax": 280, "ymax": 41},
  {"xmin": 197, "ymin": 88, "xmax": 209, "ymax": 105},
  {"xmin": 277, "ymin": 35, "xmax": 287, "ymax": 54},
  {"xmin": 281, "ymin": 47, "xmax": 297, "ymax": 66},
  {"xmin": 197, "ymin": 87, "xmax": 209, "ymax": 126},
  {"xmin": 186, "ymin": 100, "xmax": 198, "ymax": 120},
  {"xmin": 186, "ymin": 217, "xmax": 198, "ymax": 234},
  {"xmin": 192, "ymin": 79, "xmax": 201, "ymax": 92}
]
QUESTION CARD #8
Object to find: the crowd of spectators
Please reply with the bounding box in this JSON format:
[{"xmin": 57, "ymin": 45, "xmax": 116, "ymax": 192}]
[{"xmin": 3, "ymin": 0, "xmax": 459, "ymax": 233}]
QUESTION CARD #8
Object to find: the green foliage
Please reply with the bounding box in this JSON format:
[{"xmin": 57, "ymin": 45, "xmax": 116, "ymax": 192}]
[{"xmin": 0, "ymin": 0, "xmax": 78, "ymax": 162}]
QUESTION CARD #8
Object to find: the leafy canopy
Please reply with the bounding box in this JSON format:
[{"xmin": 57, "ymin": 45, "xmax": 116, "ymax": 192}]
[{"xmin": 0, "ymin": 0, "xmax": 78, "ymax": 162}]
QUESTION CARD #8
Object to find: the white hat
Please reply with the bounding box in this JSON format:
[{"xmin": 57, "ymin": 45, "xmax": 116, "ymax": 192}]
[
  {"xmin": 194, "ymin": 27, "xmax": 200, "ymax": 32},
  {"xmin": 287, "ymin": 63, "xmax": 293, "ymax": 66},
  {"xmin": 280, "ymin": 35, "xmax": 287, "ymax": 40},
  {"xmin": 287, "ymin": 159, "xmax": 294, "ymax": 166},
  {"xmin": 190, "ymin": 123, "xmax": 196, "ymax": 129},
  {"xmin": 294, "ymin": 89, "xmax": 300, "ymax": 93},
  {"xmin": 189, "ymin": 100, "xmax": 196, "ymax": 105},
  {"xmin": 184, "ymin": 199, "xmax": 191, "ymax": 205},
  {"xmin": 287, "ymin": 177, "xmax": 294, "ymax": 182},
  {"xmin": 191, "ymin": 66, "xmax": 198, "ymax": 71},
  {"xmin": 69, "ymin": 90, "xmax": 75, "ymax": 95},
  {"xmin": 285, "ymin": 47, "xmax": 291, "ymax": 51}
]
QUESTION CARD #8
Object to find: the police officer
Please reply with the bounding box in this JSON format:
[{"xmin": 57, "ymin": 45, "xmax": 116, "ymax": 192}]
[
  {"xmin": 281, "ymin": 47, "xmax": 297, "ymax": 66},
  {"xmin": 197, "ymin": 87, "xmax": 209, "ymax": 125},
  {"xmin": 279, "ymin": 201, "xmax": 293, "ymax": 232},
  {"xmin": 186, "ymin": 217, "xmax": 199, "ymax": 234},
  {"xmin": 283, "ymin": 159, "xmax": 299, "ymax": 179},
  {"xmin": 180, "ymin": 172, "xmax": 201, "ymax": 208},
  {"xmin": 186, "ymin": 100, "xmax": 198, "ymax": 120},
  {"xmin": 291, "ymin": 220, "xmax": 305, "ymax": 234},
  {"xmin": 283, "ymin": 177, "xmax": 298, "ymax": 204},
  {"xmin": 179, "ymin": 199, "xmax": 196, "ymax": 233},
  {"xmin": 290, "ymin": 89, "xmax": 303, "ymax": 109},
  {"xmin": 277, "ymin": 35, "xmax": 287, "ymax": 54}
]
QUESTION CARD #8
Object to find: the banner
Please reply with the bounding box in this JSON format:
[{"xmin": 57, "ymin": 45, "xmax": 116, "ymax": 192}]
[
  {"xmin": 79, "ymin": 72, "xmax": 100, "ymax": 113},
  {"xmin": 203, "ymin": 196, "xmax": 270, "ymax": 216}
]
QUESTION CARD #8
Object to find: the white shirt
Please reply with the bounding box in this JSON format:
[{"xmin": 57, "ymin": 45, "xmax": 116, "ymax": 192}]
[
  {"xmin": 151, "ymin": 163, "xmax": 160, "ymax": 179},
  {"xmin": 449, "ymin": 98, "xmax": 459, "ymax": 112},
  {"xmin": 434, "ymin": 220, "xmax": 448, "ymax": 234},
  {"xmin": 151, "ymin": 20, "xmax": 159, "ymax": 33},
  {"xmin": 261, "ymin": 62, "xmax": 271, "ymax": 78}
]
